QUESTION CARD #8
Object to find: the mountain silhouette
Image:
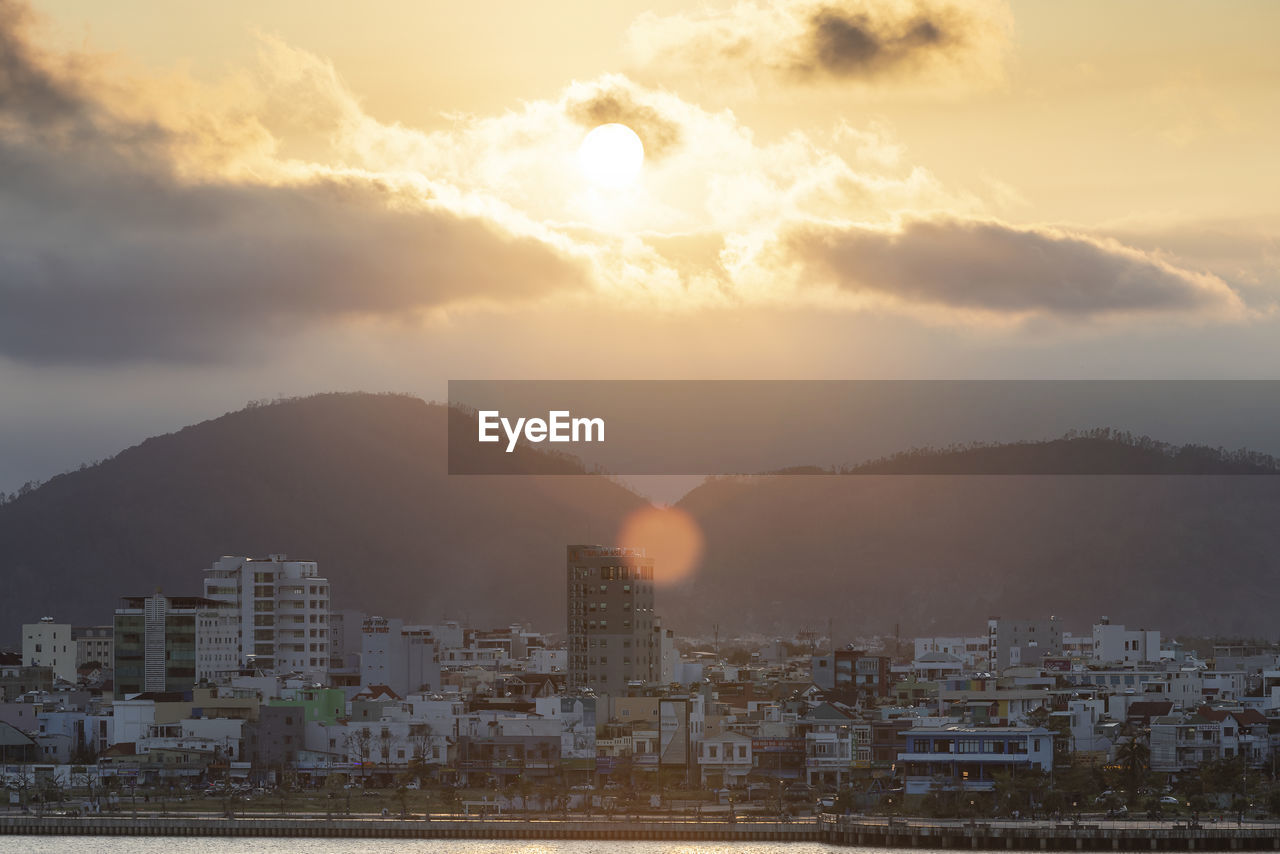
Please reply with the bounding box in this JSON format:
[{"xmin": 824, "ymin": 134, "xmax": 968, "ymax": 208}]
[
  {"xmin": 2, "ymin": 393, "xmax": 1277, "ymax": 643},
  {"xmin": 0, "ymin": 393, "xmax": 648, "ymax": 641}
]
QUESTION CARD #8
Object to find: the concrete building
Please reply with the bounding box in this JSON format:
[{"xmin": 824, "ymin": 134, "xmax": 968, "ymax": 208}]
[
  {"xmin": 566, "ymin": 545, "xmax": 657, "ymax": 696},
  {"xmin": 72, "ymin": 626, "xmax": 113, "ymax": 671},
  {"xmin": 913, "ymin": 636, "xmax": 990, "ymax": 670},
  {"xmin": 360, "ymin": 616, "xmax": 441, "ymax": 697},
  {"xmin": 802, "ymin": 701, "xmax": 858, "ymax": 786},
  {"xmin": 243, "ymin": 705, "xmax": 305, "ymax": 783},
  {"xmin": 1213, "ymin": 643, "xmax": 1280, "ymax": 674},
  {"xmin": 811, "ymin": 649, "xmax": 892, "ymax": 700},
  {"xmin": 655, "ymin": 617, "xmax": 678, "ymax": 685},
  {"xmin": 987, "ymin": 616, "xmax": 1062, "ymax": 672},
  {"xmin": 113, "ymin": 594, "xmax": 237, "ymax": 696},
  {"xmin": 202, "ymin": 554, "xmax": 331, "ymax": 682},
  {"xmin": 698, "ymin": 730, "xmax": 753, "ymax": 787},
  {"xmin": 1061, "ymin": 632, "xmax": 1095, "ymax": 659},
  {"xmin": 328, "ymin": 609, "xmax": 366, "ymax": 679},
  {"xmin": 1092, "ymin": 618, "xmax": 1161, "ymax": 665},
  {"xmin": 22, "ymin": 618, "xmax": 76, "ymax": 684},
  {"xmin": 899, "ymin": 725, "xmax": 1054, "ymax": 794}
]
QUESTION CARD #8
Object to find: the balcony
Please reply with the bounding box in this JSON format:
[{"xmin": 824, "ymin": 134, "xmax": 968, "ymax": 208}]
[
  {"xmin": 806, "ymin": 755, "xmax": 851, "ymax": 769},
  {"xmin": 904, "ymin": 775, "xmax": 996, "ymax": 794},
  {"xmin": 457, "ymin": 759, "xmax": 524, "ymax": 770},
  {"xmin": 898, "ymin": 752, "xmax": 1035, "ymax": 764}
]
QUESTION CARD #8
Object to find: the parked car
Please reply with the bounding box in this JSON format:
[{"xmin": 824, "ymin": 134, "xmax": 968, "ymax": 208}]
[{"xmin": 1159, "ymin": 795, "xmax": 1181, "ymax": 806}]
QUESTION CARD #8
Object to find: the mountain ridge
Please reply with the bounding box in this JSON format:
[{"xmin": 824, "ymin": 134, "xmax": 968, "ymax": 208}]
[{"xmin": 2, "ymin": 393, "xmax": 1278, "ymax": 642}]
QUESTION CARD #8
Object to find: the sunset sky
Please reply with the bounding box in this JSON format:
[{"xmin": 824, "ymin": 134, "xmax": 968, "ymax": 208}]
[{"xmin": 2, "ymin": 0, "xmax": 1278, "ymax": 493}]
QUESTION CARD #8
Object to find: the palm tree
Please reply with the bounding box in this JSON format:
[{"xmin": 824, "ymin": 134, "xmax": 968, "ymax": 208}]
[{"xmin": 1115, "ymin": 732, "xmax": 1150, "ymax": 806}]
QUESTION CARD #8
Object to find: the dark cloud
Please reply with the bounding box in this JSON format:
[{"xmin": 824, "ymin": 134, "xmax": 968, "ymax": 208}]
[
  {"xmin": 786, "ymin": 218, "xmax": 1240, "ymax": 316},
  {"xmin": 801, "ymin": 8, "xmax": 957, "ymax": 79},
  {"xmin": 0, "ymin": 0, "xmax": 84, "ymax": 126},
  {"xmin": 565, "ymin": 87, "xmax": 681, "ymax": 159},
  {"xmin": 0, "ymin": 1, "xmax": 588, "ymax": 365},
  {"xmin": 629, "ymin": 0, "xmax": 1007, "ymax": 90}
]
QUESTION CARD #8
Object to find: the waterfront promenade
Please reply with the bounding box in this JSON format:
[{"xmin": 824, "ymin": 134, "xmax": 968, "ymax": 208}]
[{"xmin": 4, "ymin": 812, "xmax": 1280, "ymax": 849}]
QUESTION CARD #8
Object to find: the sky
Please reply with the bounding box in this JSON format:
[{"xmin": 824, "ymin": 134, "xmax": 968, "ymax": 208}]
[{"xmin": 1, "ymin": 0, "xmax": 1279, "ymax": 497}]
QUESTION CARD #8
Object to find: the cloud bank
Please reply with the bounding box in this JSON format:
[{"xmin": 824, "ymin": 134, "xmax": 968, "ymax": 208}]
[
  {"xmin": 784, "ymin": 218, "xmax": 1244, "ymax": 317},
  {"xmin": 0, "ymin": 1, "xmax": 587, "ymax": 363},
  {"xmin": 0, "ymin": 0, "xmax": 1250, "ymax": 366}
]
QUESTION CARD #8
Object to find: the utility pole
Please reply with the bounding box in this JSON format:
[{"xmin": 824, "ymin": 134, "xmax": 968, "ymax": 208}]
[{"xmin": 713, "ymin": 624, "xmax": 719, "ymax": 659}]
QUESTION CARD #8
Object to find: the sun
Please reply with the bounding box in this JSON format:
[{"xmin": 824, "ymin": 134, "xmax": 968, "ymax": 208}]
[{"xmin": 578, "ymin": 123, "xmax": 645, "ymax": 190}]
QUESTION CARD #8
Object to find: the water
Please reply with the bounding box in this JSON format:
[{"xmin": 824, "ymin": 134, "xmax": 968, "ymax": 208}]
[{"xmin": 0, "ymin": 840, "xmax": 867, "ymax": 854}]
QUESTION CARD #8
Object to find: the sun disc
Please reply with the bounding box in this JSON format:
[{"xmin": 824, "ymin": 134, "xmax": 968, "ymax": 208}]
[{"xmin": 578, "ymin": 123, "xmax": 645, "ymax": 189}]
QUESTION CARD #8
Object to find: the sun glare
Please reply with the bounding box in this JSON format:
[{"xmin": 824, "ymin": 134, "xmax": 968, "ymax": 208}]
[{"xmin": 578, "ymin": 123, "xmax": 645, "ymax": 190}]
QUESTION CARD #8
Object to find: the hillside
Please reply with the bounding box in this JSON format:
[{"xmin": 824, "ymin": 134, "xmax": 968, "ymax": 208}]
[
  {"xmin": 670, "ymin": 472, "xmax": 1280, "ymax": 639},
  {"xmin": 2, "ymin": 395, "xmax": 1279, "ymax": 642},
  {"xmin": 836, "ymin": 430, "xmax": 1280, "ymax": 475},
  {"xmin": 0, "ymin": 393, "xmax": 648, "ymax": 639}
]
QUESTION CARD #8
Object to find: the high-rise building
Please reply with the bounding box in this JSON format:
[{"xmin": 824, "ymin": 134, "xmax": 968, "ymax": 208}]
[
  {"xmin": 22, "ymin": 618, "xmax": 75, "ymax": 684},
  {"xmin": 113, "ymin": 593, "xmax": 237, "ymax": 696},
  {"xmin": 202, "ymin": 554, "xmax": 331, "ymax": 682},
  {"xmin": 566, "ymin": 545, "xmax": 657, "ymax": 696}
]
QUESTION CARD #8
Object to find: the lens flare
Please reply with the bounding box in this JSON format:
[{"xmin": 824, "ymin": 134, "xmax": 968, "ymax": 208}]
[{"xmin": 617, "ymin": 505, "xmax": 704, "ymax": 585}]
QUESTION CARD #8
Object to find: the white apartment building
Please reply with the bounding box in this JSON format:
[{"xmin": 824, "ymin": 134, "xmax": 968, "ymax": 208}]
[
  {"xmin": 360, "ymin": 616, "xmax": 441, "ymax": 697},
  {"xmin": 913, "ymin": 636, "xmax": 990, "ymax": 670},
  {"xmin": 22, "ymin": 618, "xmax": 76, "ymax": 683},
  {"xmin": 202, "ymin": 554, "xmax": 331, "ymax": 682},
  {"xmin": 1062, "ymin": 632, "xmax": 1095, "ymax": 659},
  {"xmin": 1092, "ymin": 619, "xmax": 1161, "ymax": 665}
]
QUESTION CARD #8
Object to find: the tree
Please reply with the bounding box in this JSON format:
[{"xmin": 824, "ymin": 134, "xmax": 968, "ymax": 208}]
[
  {"xmin": 407, "ymin": 723, "xmax": 434, "ymax": 783},
  {"xmin": 345, "ymin": 728, "xmax": 374, "ymax": 788},
  {"xmin": 992, "ymin": 768, "xmax": 1050, "ymax": 818},
  {"xmin": 1115, "ymin": 733, "xmax": 1150, "ymax": 806},
  {"xmin": 378, "ymin": 728, "xmax": 398, "ymax": 784},
  {"xmin": 1054, "ymin": 761, "xmax": 1104, "ymax": 811}
]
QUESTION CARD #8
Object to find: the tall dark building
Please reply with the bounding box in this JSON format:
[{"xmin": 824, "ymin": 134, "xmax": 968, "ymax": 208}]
[
  {"xmin": 566, "ymin": 545, "xmax": 657, "ymax": 696},
  {"xmin": 113, "ymin": 594, "xmax": 236, "ymax": 696}
]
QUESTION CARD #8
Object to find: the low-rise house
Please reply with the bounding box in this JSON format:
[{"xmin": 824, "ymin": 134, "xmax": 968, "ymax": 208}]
[
  {"xmin": 698, "ymin": 730, "xmax": 753, "ymax": 787},
  {"xmin": 801, "ymin": 701, "xmax": 857, "ymax": 786},
  {"xmin": 898, "ymin": 725, "xmax": 1054, "ymax": 795}
]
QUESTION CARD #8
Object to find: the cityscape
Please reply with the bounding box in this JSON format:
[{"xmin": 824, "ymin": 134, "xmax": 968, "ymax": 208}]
[
  {"xmin": 4, "ymin": 546, "xmax": 1279, "ymax": 830},
  {"xmin": 3, "ymin": 0, "xmax": 1279, "ymax": 848}
]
